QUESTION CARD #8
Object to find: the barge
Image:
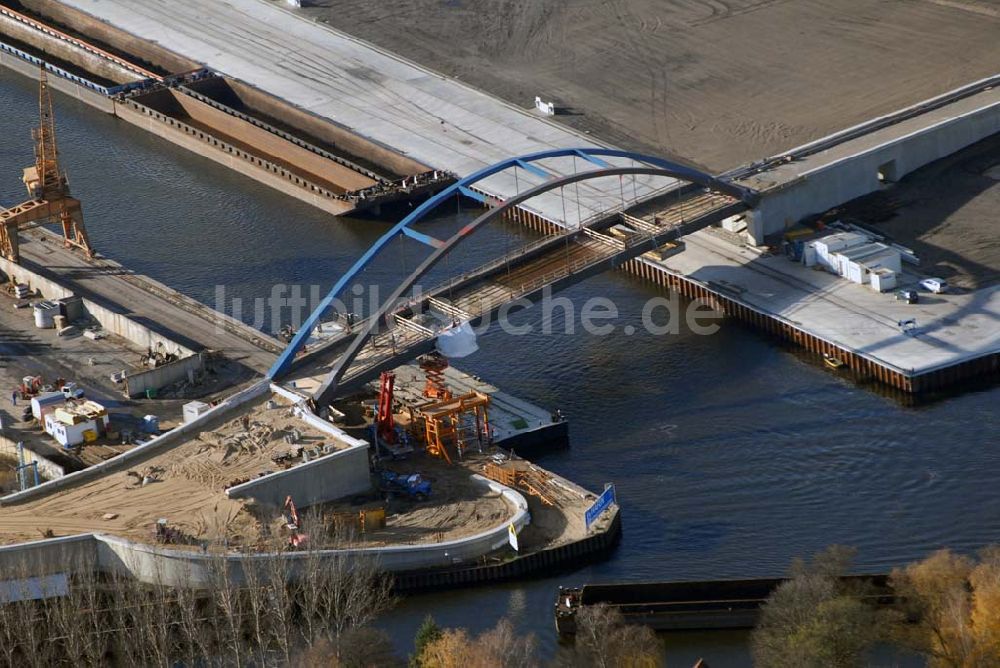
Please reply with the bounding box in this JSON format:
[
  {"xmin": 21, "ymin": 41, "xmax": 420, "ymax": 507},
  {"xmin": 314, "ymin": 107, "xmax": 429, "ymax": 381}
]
[{"xmin": 554, "ymin": 575, "xmax": 892, "ymax": 635}]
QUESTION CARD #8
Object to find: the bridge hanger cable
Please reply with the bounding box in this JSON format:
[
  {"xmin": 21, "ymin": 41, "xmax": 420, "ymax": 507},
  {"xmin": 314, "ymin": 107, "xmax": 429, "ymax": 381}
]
[
  {"xmin": 573, "ymin": 155, "xmax": 582, "ymax": 230},
  {"xmin": 632, "ymin": 158, "xmax": 639, "ymax": 201},
  {"xmin": 562, "ymin": 184, "xmax": 571, "ymax": 268}
]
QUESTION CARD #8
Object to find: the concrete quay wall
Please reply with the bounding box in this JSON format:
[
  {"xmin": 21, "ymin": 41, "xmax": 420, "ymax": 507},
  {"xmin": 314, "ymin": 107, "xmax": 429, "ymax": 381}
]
[
  {"xmin": 14, "ymin": 0, "xmax": 198, "ymax": 75},
  {"xmin": 0, "ymin": 476, "xmax": 529, "ymax": 587},
  {"xmin": 0, "ymin": 45, "xmax": 114, "ymax": 111},
  {"xmin": 0, "ymin": 255, "xmax": 196, "ymax": 358},
  {"xmin": 0, "ymin": 8, "xmax": 140, "ymax": 85}
]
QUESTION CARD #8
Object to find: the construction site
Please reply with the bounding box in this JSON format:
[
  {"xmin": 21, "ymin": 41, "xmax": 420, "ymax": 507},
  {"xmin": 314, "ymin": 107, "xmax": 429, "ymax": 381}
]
[
  {"xmin": 0, "ymin": 58, "xmax": 605, "ymax": 590},
  {"xmin": 0, "ymin": 0, "xmax": 997, "ymax": 663}
]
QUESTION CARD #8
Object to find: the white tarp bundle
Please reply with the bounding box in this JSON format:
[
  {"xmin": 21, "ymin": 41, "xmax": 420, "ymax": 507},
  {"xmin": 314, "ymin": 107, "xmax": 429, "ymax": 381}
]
[{"xmin": 435, "ymin": 321, "xmax": 479, "ymax": 358}]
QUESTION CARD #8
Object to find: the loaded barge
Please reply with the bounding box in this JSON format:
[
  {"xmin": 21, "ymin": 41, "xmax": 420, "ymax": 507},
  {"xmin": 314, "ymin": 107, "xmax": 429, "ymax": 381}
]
[{"xmin": 0, "ymin": 0, "xmax": 452, "ymax": 216}]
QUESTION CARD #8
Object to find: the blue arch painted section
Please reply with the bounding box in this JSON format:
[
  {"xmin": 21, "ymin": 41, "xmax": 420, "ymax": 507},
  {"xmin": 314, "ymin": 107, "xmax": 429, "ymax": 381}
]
[{"xmin": 268, "ymin": 148, "xmax": 757, "ymax": 379}]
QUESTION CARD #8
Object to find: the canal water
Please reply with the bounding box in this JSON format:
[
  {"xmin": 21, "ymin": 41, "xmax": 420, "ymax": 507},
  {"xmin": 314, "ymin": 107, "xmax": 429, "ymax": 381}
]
[{"xmin": 2, "ymin": 71, "xmax": 997, "ymax": 666}]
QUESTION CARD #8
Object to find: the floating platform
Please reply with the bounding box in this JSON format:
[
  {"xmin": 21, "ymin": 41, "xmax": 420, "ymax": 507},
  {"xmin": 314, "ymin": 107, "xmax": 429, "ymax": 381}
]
[{"xmin": 388, "ymin": 363, "xmax": 569, "ymax": 456}]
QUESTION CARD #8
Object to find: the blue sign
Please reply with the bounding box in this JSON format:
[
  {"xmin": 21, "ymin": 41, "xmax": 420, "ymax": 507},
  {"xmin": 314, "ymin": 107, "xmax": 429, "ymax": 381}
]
[{"xmin": 585, "ymin": 483, "xmax": 616, "ymax": 530}]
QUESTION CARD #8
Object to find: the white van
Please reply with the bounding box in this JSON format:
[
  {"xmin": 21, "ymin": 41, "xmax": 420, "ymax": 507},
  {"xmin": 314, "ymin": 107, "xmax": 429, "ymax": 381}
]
[{"xmin": 919, "ymin": 278, "xmax": 948, "ymax": 294}]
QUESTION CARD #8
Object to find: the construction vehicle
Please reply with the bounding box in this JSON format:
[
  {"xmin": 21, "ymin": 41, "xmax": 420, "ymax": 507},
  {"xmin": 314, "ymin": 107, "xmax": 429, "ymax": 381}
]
[
  {"xmin": 60, "ymin": 381, "xmax": 84, "ymax": 400},
  {"xmin": 17, "ymin": 375, "xmax": 43, "ymax": 399},
  {"xmin": 0, "ymin": 66, "xmax": 93, "ymax": 264},
  {"xmin": 419, "ymin": 352, "xmax": 451, "ymax": 400},
  {"xmin": 376, "ymin": 371, "xmax": 397, "ymax": 445},
  {"xmin": 379, "ymin": 470, "xmax": 431, "ymax": 501},
  {"xmin": 282, "ymin": 495, "xmax": 309, "ymax": 548}
]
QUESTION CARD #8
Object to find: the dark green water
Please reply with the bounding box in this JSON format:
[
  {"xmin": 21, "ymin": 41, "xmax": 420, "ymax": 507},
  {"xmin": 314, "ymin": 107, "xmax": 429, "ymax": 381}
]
[{"xmin": 2, "ymin": 70, "xmax": 995, "ymax": 666}]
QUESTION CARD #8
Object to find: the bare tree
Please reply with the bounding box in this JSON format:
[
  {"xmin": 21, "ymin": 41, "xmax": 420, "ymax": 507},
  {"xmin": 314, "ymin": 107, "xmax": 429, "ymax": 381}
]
[
  {"xmin": 263, "ymin": 537, "xmax": 298, "ymax": 664},
  {"xmin": 209, "ymin": 551, "xmax": 246, "ymax": 667},
  {"xmin": 557, "ymin": 603, "xmax": 663, "ymax": 668}
]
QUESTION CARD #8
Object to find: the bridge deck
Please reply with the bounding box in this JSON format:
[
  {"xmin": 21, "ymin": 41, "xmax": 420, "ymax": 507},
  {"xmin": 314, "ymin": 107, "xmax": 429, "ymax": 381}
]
[{"xmin": 287, "ymin": 191, "xmax": 741, "ymax": 401}]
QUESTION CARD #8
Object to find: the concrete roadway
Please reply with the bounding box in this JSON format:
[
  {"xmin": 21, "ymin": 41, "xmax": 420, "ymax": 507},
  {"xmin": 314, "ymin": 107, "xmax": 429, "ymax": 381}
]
[
  {"xmin": 58, "ymin": 0, "xmax": 677, "ymax": 227},
  {"xmin": 17, "ymin": 231, "xmax": 280, "ymax": 375}
]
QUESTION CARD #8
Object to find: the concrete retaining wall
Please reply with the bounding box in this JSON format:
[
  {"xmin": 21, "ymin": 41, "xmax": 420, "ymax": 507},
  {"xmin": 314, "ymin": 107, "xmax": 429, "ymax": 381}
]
[
  {"xmin": 225, "ymin": 442, "xmax": 371, "ymax": 508},
  {"xmin": 0, "ymin": 432, "xmax": 65, "ymax": 480},
  {"xmin": 228, "ymin": 387, "xmax": 372, "ymax": 506},
  {"xmin": 123, "ymin": 352, "xmax": 205, "ymax": 399},
  {"xmin": 0, "ymin": 475, "xmax": 529, "ymax": 587},
  {"xmin": 748, "ymin": 95, "xmax": 1000, "ymax": 241},
  {"xmin": 0, "ymin": 256, "xmax": 195, "ymax": 358},
  {"xmin": 0, "ymin": 535, "xmax": 97, "ymax": 578},
  {"xmin": 0, "ymin": 380, "xmax": 271, "ymax": 505}
]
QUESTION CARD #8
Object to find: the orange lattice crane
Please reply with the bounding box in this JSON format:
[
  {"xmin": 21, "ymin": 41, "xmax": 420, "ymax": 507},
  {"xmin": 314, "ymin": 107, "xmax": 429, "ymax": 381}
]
[{"xmin": 0, "ymin": 66, "xmax": 93, "ymax": 264}]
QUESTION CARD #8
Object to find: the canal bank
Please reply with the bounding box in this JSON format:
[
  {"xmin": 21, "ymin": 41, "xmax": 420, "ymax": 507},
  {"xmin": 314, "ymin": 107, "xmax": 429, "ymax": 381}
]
[
  {"xmin": 1, "ymin": 2, "xmax": 996, "ymax": 394},
  {"xmin": 3, "ymin": 45, "xmax": 999, "ymax": 668}
]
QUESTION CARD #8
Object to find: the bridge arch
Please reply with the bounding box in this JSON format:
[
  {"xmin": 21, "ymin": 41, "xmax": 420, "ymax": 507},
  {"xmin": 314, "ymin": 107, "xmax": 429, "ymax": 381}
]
[{"xmin": 269, "ymin": 148, "xmax": 757, "ymax": 383}]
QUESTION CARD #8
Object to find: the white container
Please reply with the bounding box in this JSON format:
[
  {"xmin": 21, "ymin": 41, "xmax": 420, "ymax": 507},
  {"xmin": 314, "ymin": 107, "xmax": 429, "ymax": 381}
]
[
  {"xmin": 33, "ymin": 301, "xmax": 59, "ymax": 329},
  {"xmin": 30, "ymin": 391, "xmax": 65, "ymax": 421},
  {"xmin": 183, "ymin": 401, "xmax": 211, "ymax": 424},
  {"xmin": 44, "ymin": 413, "xmax": 99, "ymax": 448},
  {"xmin": 870, "ymin": 269, "xmax": 896, "ymax": 293},
  {"xmin": 802, "ymin": 243, "xmax": 818, "ymax": 267}
]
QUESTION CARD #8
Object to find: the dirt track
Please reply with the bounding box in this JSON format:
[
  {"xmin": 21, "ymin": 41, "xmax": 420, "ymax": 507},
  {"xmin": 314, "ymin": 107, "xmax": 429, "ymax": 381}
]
[{"xmin": 306, "ymin": 0, "xmax": 1000, "ymax": 172}]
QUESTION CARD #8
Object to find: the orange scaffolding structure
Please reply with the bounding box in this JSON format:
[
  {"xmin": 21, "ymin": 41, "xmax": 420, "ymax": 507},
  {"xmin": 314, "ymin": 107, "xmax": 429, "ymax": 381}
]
[{"xmin": 410, "ymin": 391, "xmax": 491, "ymax": 464}]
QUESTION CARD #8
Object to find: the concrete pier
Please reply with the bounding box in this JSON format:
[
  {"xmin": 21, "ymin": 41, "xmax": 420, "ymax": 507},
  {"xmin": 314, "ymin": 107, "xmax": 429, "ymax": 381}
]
[{"xmin": 6, "ymin": 229, "xmax": 281, "ymax": 374}]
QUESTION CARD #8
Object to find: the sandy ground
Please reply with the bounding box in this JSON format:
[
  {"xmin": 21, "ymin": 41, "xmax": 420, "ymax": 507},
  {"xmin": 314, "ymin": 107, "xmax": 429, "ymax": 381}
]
[
  {"xmin": 0, "ymin": 396, "xmax": 532, "ymax": 553},
  {"xmin": 304, "ymin": 0, "xmax": 1000, "ymax": 172},
  {"xmin": 832, "ymin": 134, "xmax": 1000, "ymax": 290},
  {"xmin": 0, "ymin": 397, "xmax": 326, "ymax": 547},
  {"xmin": 318, "ymin": 451, "xmax": 513, "ymax": 548}
]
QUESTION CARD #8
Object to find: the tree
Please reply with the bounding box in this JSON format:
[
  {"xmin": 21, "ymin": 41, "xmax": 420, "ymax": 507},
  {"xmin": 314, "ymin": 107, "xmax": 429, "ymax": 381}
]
[
  {"xmin": 887, "ymin": 547, "xmax": 1000, "ymax": 667},
  {"xmin": 751, "ymin": 546, "xmax": 878, "ymax": 668},
  {"xmin": 411, "ymin": 615, "xmax": 443, "ymax": 668},
  {"xmin": 557, "ymin": 603, "xmax": 663, "ymax": 668},
  {"xmin": 297, "ymin": 627, "xmax": 402, "ymax": 667},
  {"xmin": 416, "ymin": 618, "xmax": 537, "ymax": 668}
]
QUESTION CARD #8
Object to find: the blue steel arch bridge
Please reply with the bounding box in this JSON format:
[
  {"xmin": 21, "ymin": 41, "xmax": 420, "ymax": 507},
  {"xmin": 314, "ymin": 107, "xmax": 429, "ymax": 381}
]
[{"xmin": 268, "ymin": 148, "xmax": 759, "ymax": 409}]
